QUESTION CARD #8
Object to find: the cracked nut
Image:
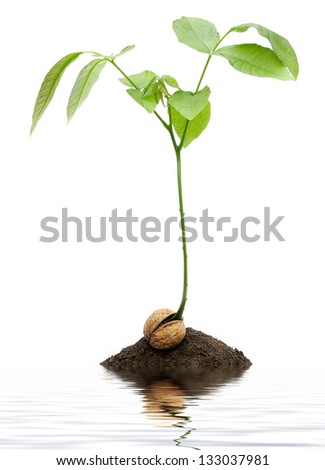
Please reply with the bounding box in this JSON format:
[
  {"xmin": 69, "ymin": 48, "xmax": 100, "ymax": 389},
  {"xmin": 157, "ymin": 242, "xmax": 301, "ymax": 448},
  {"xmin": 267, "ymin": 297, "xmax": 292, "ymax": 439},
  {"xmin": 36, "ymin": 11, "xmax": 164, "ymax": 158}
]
[{"xmin": 143, "ymin": 308, "xmax": 186, "ymax": 350}]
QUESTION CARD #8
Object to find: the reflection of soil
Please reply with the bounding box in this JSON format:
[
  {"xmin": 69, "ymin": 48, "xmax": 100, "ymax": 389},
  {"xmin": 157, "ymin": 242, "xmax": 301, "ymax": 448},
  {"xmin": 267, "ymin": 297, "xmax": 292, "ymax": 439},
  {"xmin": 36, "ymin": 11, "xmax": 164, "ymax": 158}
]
[
  {"xmin": 104, "ymin": 368, "xmax": 248, "ymax": 448},
  {"xmin": 107, "ymin": 367, "xmax": 248, "ymax": 397}
]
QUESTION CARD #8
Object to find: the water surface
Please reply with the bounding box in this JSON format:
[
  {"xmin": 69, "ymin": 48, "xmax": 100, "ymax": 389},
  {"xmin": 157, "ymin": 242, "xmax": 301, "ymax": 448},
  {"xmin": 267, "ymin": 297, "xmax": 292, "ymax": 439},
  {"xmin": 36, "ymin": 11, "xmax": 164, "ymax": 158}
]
[{"xmin": 0, "ymin": 365, "xmax": 324, "ymax": 449}]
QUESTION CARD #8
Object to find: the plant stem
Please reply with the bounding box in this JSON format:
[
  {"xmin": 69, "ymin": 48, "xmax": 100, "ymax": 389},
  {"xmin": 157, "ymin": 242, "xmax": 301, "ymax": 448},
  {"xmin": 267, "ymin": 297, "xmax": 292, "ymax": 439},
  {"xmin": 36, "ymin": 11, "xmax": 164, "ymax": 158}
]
[
  {"xmin": 174, "ymin": 146, "xmax": 187, "ymax": 320},
  {"xmin": 194, "ymin": 30, "xmax": 232, "ymax": 94},
  {"xmin": 109, "ymin": 59, "xmax": 138, "ymax": 89},
  {"xmin": 195, "ymin": 55, "xmax": 212, "ymax": 93},
  {"xmin": 165, "ymin": 106, "xmax": 187, "ymax": 320},
  {"xmin": 154, "ymin": 110, "xmax": 170, "ymax": 131}
]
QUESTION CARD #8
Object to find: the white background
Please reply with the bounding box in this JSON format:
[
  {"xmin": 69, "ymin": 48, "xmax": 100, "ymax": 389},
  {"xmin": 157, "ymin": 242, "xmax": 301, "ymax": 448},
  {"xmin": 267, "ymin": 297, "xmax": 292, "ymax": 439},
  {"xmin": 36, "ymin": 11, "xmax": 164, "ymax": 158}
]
[
  {"xmin": 1, "ymin": 1, "xmax": 324, "ymax": 374},
  {"xmin": 1, "ymin": 1, "xmax": 325, "ymax": 468}
]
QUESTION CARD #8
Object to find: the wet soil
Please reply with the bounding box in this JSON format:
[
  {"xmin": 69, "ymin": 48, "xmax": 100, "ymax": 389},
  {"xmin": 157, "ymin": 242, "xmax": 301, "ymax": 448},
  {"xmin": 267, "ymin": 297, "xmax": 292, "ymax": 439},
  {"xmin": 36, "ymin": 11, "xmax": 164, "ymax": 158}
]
[{"xmin": 101, "ymin": 328, "xmax": 252, "ymax": 370}]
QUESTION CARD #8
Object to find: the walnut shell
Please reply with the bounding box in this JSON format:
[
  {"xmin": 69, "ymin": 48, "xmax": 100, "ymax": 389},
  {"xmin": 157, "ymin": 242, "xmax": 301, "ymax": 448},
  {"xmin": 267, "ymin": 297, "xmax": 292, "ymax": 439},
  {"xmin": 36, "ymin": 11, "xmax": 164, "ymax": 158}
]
[{"xmin": 143, "ymin": 308, "xmax": 186, "ymax": 350}]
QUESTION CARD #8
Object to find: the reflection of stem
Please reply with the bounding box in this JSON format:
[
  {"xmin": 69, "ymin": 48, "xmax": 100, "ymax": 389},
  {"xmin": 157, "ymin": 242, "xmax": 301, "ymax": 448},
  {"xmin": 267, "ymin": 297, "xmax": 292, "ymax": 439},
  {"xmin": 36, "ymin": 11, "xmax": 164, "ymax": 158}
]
[{"xmin": 171, "ymin": 414, "xmax": 200, "ymax": 451}]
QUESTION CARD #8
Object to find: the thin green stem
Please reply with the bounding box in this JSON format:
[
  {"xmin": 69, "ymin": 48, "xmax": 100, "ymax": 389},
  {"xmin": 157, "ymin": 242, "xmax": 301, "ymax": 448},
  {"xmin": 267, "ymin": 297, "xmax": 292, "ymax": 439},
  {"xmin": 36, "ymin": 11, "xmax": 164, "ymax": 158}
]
[
  {"xmin": 195, "ymin": 55, "xmax": 212, "ymax": 93},
  {"xmin": 174, "ymin": 147, "xmax": 187, "ymax": 320},
  {"xmin": 154, "ymin": 110, "xmax": 170, "ymax": 132},
  {"xmin": 109, "ymin": 59, "xmax": 138, "ymax": 89},
  {"xmin": 165, "ymin": 106, "xmax": 187, "ymax": 320},
  {"xmin": 168, "ymin": 106, "xmax": 178, "ymax": 149}
]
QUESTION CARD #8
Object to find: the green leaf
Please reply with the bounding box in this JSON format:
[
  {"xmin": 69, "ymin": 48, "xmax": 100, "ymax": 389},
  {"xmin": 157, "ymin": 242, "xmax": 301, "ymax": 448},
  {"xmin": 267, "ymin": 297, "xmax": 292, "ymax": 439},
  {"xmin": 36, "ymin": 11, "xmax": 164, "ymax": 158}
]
[
  {"xmin": 171, "ymin": 102, "xmax": 211, "ymax": 147},
  {"xmin": 162, "ymin": 75, "xmax": 179, "ymax": 89},
  {"xmin": 216, "ymin": 44, "xmax": 294, "ymax": 80},
  {"xmin": 168, "ymin": 86, "xmax": 210, "ymax": 120},
  {"xmin": 67, "ymin": 59, "xmax": 107, "ymax": 122},
  {"xmin": 119, "ymin": 70, "xmax": 157, "ymax": 89},
  {"xmin": 173, "ymin": 17, "xmax": 220, "ymax": 54},
  {"xmin": 127, "ymin": 84, "xmax": 160, "ymax": 113},
  {"xmin": 30, "ymin": 52, "xmax": 82, "ymax": 134},
  {"xmin": 151, "ymin": 82, "xmax": 163, "ymax": 103},
  {"xmin": 157, "ymin": 79, "xmax": 169, "ymax": 99},
  {"xmin": 112, "ymin": 45, "xmax": 135, "ymax": 60},
  {"xmin": 227, "ymin": 23, "xmax": 298, "ymax": 79}
]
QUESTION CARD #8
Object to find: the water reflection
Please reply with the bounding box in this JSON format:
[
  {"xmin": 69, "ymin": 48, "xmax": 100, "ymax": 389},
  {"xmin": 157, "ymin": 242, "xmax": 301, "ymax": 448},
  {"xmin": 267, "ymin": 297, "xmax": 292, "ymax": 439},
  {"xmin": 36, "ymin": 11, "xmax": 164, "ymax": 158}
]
[
  {"xmin": 141, "ymin": 377, "xmax": 198, "ymax": 448},
  {"xmin": 102, "ymin": 367, "xmax": 248, "ymax": 448}
]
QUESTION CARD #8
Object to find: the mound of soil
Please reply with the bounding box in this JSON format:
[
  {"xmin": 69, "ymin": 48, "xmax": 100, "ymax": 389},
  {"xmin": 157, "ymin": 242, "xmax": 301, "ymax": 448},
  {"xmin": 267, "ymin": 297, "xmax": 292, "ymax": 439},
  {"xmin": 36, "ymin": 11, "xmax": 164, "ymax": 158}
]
[{"xmin": 101, "ymin": 328, "xmax": 251, "ymax": 370}]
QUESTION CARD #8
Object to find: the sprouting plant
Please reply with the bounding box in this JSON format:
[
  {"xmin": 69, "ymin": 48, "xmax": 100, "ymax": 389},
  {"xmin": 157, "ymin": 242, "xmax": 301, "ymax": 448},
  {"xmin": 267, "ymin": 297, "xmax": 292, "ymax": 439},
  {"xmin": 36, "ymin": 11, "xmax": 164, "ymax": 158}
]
[{"xmin": 31, "ymin": 17, "xmax": 298, "ymax": 349}]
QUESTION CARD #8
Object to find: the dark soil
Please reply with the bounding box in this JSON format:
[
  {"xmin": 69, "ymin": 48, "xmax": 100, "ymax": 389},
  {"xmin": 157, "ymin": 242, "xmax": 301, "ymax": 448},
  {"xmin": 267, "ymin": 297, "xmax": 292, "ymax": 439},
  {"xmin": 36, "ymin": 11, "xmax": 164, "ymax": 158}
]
[{"xmin": 101, "ymin": 328, "xmax": 251, "ymax": 371}]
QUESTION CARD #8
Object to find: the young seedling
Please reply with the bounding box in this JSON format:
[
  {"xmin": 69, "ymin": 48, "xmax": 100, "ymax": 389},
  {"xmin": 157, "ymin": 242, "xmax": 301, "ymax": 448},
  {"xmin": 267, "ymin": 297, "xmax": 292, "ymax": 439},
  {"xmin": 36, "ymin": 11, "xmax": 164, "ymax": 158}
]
[{"xmin": 31, "ymin": 17, "xmax": 298, "ymax": 350}]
